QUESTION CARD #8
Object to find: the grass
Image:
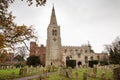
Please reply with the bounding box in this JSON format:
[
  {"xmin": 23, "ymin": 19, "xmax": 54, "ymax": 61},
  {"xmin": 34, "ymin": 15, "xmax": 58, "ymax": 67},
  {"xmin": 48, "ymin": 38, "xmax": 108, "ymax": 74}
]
[
  {"xmin": 44, "ymin": 68, "xmax": 113, "ymax": 80},
  {"xmin": 0, "ymin": 68, "xmax": 20, "ymax": 79},
  {"xmin": 0, "ymin": 67, "xmax": 114, "ymax": 80},
  {"xmin": 0, "ymin": 67, "xmax": 40, "ymax": 80}
]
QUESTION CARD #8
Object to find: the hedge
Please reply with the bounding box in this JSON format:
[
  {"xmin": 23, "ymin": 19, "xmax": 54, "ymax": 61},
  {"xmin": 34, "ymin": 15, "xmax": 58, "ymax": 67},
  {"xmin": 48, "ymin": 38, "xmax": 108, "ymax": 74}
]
[
  {"xmin": 89, "ymin": 60, "xmax": 98, "ymax": 68},
  {"xmin": 66, "ymin": 60, "xmax": 76, "ymax": 68}
]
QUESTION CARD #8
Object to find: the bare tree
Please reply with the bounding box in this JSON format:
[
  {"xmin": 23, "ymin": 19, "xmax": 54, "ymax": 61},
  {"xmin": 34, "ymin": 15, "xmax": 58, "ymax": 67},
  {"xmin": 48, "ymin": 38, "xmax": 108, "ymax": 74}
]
[{"xmin": 15, "ymin": 46, "xmax": 28, "ymax": 60}]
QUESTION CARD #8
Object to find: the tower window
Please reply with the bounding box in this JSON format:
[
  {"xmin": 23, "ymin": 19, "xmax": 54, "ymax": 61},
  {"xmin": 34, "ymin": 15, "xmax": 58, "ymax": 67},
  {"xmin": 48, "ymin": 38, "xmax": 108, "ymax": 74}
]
[
  {"xmin": 85, "ymin": 50, "xmax": 87, "ymax": 53},
  {"xmin": 75, "ymin": 49, "xmax": 78, "ymax": 53},
  {"xmin": 54, "ymin": 30, "xmax": 57, "ymax": 36},
  {"xmin": 78, "ymin": 53, "xmax": 81, "ymax": 58},
  {"xmin": 52, "ymin": 29, "xmax": 57, "ymax": 36},
  {"xmin": 65, "ymin": 49, "xmax": 67, "ymax": 53},
  {"xmin": 52, "ymin": 30, "xmax": 54, "ymax": 35}
]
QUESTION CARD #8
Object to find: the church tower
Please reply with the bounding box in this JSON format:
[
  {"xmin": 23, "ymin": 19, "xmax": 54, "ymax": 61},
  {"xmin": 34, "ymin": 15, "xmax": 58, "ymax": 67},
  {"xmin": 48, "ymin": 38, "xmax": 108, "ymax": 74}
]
[{"xmin": 46, "ymin": 6, "xmax": 62, "ymax": 66}]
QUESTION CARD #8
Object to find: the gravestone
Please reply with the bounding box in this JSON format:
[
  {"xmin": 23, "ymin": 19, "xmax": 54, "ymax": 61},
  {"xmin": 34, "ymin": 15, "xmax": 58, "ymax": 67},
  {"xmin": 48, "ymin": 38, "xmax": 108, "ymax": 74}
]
[
  {"xmin": 24, "ymin": 67, "xmax": 27, "ymax": 76},
  {"xmin": 75, "ymin": 71, "xmax": 78, "ymax": 80},
  {"xmin": 100, "ymin": 72, "xmax": 106, "ymax": 80},
  {"xmin": 44, "ymin": 68, "xmax": 48, "ymax": 78},
  {"xmin": 60, "ymin": 68, "xmax": 66, "ymax": 77},
  {"xmin": 113, "ymin": 67, "xmax": 120, "ymax": 80},
  {"xmin": 19, "ymin": 68, "xmax": 24, "ymax": 76},
  {"xmin": 83, "ymin": 72, "xmax": 87, "ymax": 80},
  {"xmin": 63, "ymin": 69, "xmax": 67, "ymax": 77},
  {"xmin": 67, "ymin": 67, "xmax": 72, "ymax": 78},
  {"xmin": 93, "ymin": 65, "xmax": 97, "ymax": 77},
  {"xmin": 36, "ymin": 66, "xmax": 39, "ymax": 72},
  {"xmin": 19, "ymin": 67, "xmax": 27, "ymax": 76},
  {"xmin": 59, "ymin": 67, "xmax": 63, "ymax": 76}
]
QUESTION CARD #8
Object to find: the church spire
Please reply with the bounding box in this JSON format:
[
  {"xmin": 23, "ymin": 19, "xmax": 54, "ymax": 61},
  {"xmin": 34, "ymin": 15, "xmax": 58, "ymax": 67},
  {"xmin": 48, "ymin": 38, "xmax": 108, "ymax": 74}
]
[{"xmin": 50, "ymin": 5, "xmax": 57, "ymax": 25}]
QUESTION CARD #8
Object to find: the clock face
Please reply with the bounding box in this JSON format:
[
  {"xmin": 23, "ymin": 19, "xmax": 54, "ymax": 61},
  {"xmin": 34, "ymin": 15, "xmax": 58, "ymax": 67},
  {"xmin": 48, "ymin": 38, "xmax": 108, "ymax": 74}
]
[{"xmin": 53, "ymin": 38, "xmax": 57, "ymax": 41}]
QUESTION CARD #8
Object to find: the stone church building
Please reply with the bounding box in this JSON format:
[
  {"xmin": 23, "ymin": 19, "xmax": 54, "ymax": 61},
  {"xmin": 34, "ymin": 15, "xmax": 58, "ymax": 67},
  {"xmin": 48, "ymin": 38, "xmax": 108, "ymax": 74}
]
[{"xmin": 30, "ymin": 6, "xmax": 108, "ymax": 66}]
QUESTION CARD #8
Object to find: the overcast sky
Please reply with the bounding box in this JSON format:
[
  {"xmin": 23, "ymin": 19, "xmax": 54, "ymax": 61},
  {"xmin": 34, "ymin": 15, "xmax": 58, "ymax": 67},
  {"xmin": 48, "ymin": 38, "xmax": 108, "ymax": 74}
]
[{"xmin": 8, "ymin": 0, "xmax": 120, "ymax": 53}]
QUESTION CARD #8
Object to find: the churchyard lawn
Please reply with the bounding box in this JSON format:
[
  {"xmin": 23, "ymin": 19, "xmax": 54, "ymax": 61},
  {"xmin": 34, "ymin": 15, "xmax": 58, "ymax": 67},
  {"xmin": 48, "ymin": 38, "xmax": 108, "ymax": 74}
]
[
  {"xmin": 31, "ymin": 66, "xmax": 113, "ymax": 80},
  {"xmin": 0, "ymin": 66, "xmax": 41, "ymax": 80},
  {"xmin": 0, "ymin": 65, "xmax": 115, "ymax": 80},
  {"xmin": 0, "ymin": 68, "xmax": 20, "ymax": 79},
  {"xmin": 46, "ymin": 68, "xmax": 113, "ymax": 80}
]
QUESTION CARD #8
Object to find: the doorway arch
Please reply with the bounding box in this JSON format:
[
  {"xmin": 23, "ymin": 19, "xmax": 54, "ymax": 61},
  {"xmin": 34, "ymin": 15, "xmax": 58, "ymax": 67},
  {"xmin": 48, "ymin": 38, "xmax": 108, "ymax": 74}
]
[{"xmin": 77, "ymin": 61, "xmax": 82, "ymax": 67}]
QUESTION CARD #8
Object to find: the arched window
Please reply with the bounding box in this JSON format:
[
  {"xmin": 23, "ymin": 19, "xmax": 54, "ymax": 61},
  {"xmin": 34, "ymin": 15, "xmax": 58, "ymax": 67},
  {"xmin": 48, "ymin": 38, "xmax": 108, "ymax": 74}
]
[
  {"xmin": 75, "ymin": 49, "xmax": 78, "ymax": 53},
  {"xmin": 85, "ymin": 50, "xmax": 87, "ymax": 53},
  {"xmin": 65, "ymin": 49, "xmax": 67, "ymax": 53},
  {"xmin": 97, "ymin": 55, "xmax": 100, "ymax": 61},
  {"xmin": 85, "ymin": 56, "xmax": 88, "ymax": 63},
  {"xmin": 66, "ymin": 56, "xmax": 70, "ymax": 60},
  {"xmin": 78, "ymin": 53, "xmax": 81, "ymax": 58},
  {"xmin": 52, "ymin": 29, "xmax": 57, "ymax": 36},
  {"xmin": 52, "ymin": 30, "xmax": 54, "ymax": 36},
  {"xmin": 54, "ymin": 30, "xmax": 57, "ymax": 36},
  {"xmin": 70, "ymin": 49, "xmax": 72, "ymax": 54},
  {"xmin": 90, "ymin": 56, "xmax": 93, "ymax": 60}
]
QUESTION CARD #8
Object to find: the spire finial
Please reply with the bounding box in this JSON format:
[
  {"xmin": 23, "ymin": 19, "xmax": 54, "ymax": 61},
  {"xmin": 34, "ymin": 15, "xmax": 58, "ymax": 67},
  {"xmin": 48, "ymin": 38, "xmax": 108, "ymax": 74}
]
[
  {"xmin": 50, "ymin": 4, "xmax": 57, "ymax": 25},
  {"xmin": 52, "ymin": 3, "xmax": 55, "ymax": 12},
  {"xmin": 52, "ymin": 3, "xmax": 54, "ymax": 7}
]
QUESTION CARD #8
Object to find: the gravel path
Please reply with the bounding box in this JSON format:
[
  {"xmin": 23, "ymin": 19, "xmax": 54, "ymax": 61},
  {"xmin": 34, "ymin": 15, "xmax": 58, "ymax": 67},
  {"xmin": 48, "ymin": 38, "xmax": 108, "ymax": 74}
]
[{"xmin": 14, "ymin": 72, "xmax": 57, "ymax": 80}]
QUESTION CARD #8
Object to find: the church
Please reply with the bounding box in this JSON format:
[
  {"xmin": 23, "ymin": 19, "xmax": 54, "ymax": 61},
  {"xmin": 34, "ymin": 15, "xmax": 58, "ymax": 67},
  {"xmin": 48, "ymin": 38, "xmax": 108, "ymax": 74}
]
[{"xmin": 30, "ymin": 6, "xmax": 108, "ymax": 66}]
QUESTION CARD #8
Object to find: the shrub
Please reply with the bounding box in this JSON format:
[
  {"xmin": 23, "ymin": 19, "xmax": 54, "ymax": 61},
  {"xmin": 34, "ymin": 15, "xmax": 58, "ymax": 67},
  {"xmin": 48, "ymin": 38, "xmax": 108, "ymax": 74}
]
[
  {"xmin": 26, "ymin": 55, "xmax": 41, "ymax": 67},
  {"xmin": 100, "ymin": 61, "xmax": 109, "ymax": 66},
  {"xmin": 66, "ymin": 60, "xmax": 76, "ymax": 68},
  {"xmin": 89, "ymin": 60, "xmax": 98, "ymax": 68}
]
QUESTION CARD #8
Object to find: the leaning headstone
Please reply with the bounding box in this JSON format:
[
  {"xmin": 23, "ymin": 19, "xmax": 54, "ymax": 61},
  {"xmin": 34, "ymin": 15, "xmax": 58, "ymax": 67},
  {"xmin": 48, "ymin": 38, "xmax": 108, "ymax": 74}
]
[
  {"xmin": 39, "ymin": 74, "xmax": 42, "ymax": 80},
  {"xmin": 36, "ymin": 66, "xmax": 39, "ymax": 72},
  {"xmin": 43, "ymin": 68, "xmax": 48, "ymax": 78},
  {"xmin": 100, "ymin": 72, "xmax": 106, "ymax": 80},
  {"xmin": 113, "ymin": 67, "xmax": 120, "ymax": 80},
  {"xmin": 75, "ymin": 71, "xmax": 78, "ymax": 80},
  {"xmin": 93, "ymin": 65, "xmax": 97, "ymax": 77},
  {"xmin": 42, "ymin": 67, "xmax": 47, "ymax": 76},
  {"xmin": 19, "ymin": 68, "xmax": 24, "ymax": 76},
  {"xmin": 65, "ymin": 69, "xmax": 69, "ymax": 78},
  {"xmin": 28, "ymin": 67, "xmax": 32, "ymax": 75},
  {"xmin": 75, "ymin": 67, "xmax": 78, "ymax": 71},
  {"xmin": 1, "ymin": 66, "xmax": 3, "ymax": 70},
  {"xmin": 24, "ymin": 67, "xmax": 27, "ymax": 76},
  {"xmin": 67, "ymin": 67, "xmax": 72, "ymax": 78},
  {"xmin": 62, "ymin": 69, "xmax": 67, "ymax": 77},
  {"xmin": 83, "ymin": 72, "xmax": 87, "ymax": 80},
  {"xmin": 101, "ymin": 67, "xmax": 105, "ymax": 74},
  {"xmin": 87, "ymin": 67, "xmax": 90, "ymax": 73},
  {"xmin": 87, "ymin": 67, "xmax": 92, "ymax": 76},
  {"xmin": 27, "ymin": 67, "xmax": 29, "ymax": 74},
  {"xmin": 59, "ymin": 67, "xmax": 63, "ymax": 76}
]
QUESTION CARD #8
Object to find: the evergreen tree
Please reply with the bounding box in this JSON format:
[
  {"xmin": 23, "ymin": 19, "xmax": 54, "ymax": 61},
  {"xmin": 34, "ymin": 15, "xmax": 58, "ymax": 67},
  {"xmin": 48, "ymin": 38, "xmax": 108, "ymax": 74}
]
[
  {"xmin": 107, "ymin": 37, "xmax": 120, "ymax": 64},
  {"xmin": 26, "ymin": 55, "xmax": 41, "ymax": 67}
]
